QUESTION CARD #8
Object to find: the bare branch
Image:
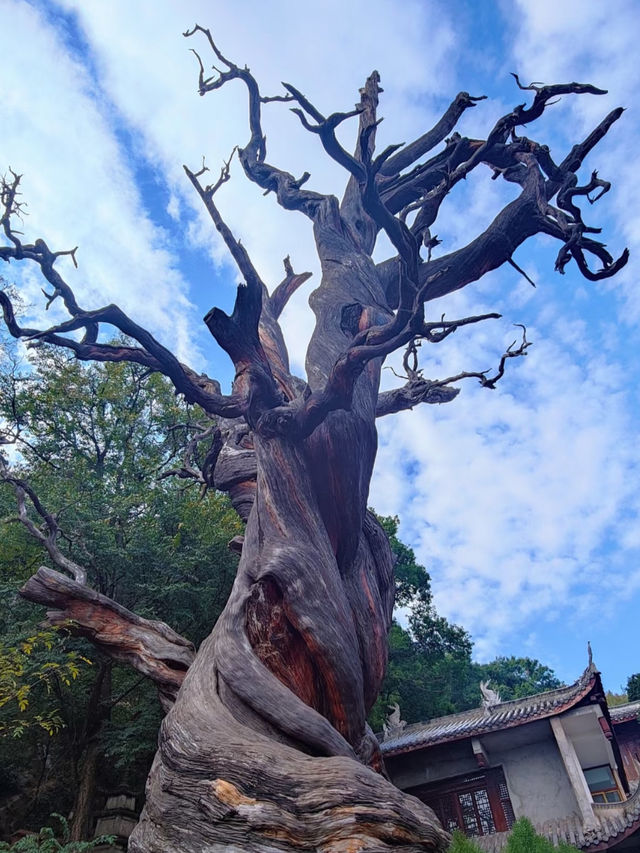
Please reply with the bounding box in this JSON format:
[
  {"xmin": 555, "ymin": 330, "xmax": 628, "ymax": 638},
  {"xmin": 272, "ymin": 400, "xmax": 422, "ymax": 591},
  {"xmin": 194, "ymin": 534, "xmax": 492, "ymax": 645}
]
[
  {"xmin": 283, "ymin": 82, "xmax": 366, "ymax": 182},
  {"xmin": 20, "ymin": 567, "xmax": 195, "ymax": 710},
  {"xmin": 184, "ymin": 25, "xmax": 327, "ymax": 219},
  {"xmin": 376, "ymin": 380, "xmax": 460, "ymax": 416},
  {"xmin": 508, "ymin": 256, "xmax": 536, "ymax": 288},
  {"xmin": 158, "ymin": 420, "xmax": 222, "ymax": 495},
  {"xmin": 0, "ymin": 173, "xmax": 245, "ymax": 418},
  {"xmin": 268, "ymin": 256, "xmax": 312, "ymax": 320},
  {"xmin": 377, "ymin": 103, "xmax": 627, "ymax": 309},
  {"xmin": 0, "ymin": 288, "xmax": 243, "ymax": 417},
  {"xmin": 380, "ymin": 91, "xmax": 487, "ymax": 176},
  {"xmin": 376, "ymin": 324, "xmax": 531, "ymax": 418},
  {"xmin": 1, "ymin": 455, "xmax": 87, "ymax": 584}
]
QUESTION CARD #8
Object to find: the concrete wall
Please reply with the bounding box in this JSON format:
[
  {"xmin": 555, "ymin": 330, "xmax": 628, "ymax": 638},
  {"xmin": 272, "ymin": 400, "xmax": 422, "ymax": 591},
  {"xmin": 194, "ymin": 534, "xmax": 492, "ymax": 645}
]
[
  {"xmin": 485, "ymin": 729, "xmax": 580, "ymax": 824},
  {"xmin": 386, "ymin": 740, "xmax": 478, "ymax": 791}
]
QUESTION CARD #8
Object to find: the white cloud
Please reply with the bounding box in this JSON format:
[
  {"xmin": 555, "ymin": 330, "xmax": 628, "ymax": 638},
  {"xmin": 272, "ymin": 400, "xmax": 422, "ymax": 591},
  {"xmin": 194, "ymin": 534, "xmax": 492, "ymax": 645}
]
[{"xmin": 0, "ymin": 0, "xmax": 206, "ymax": 366}]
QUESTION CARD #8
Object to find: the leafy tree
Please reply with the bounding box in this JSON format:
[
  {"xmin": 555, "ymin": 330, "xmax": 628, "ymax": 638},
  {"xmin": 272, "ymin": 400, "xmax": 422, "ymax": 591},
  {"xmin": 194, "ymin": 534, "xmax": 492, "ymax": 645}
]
[
  {"xmin": 469, "ymin": 656, "xmax": 562, "ymax": 703},
  {"xmin": 0, "ymin": 628, "xmax": 91, "ymax": 738},
  {"xmin": 627, "ymin": 673, "xmax": 640, "ymax": 702},
  {"xmin": 0, "ymin": 349, "xmax": 240, "ymax": 839},
  {"xmin": 0, "ymin": 23, "xmax": 627, "ymax": 851},
  {"xmin": 371, "ymin": 519, "xmax": 562, "ymax": 729},
  {"xmin": 605, "ymin": 689, "xmax": 629, "ymax": 707},
  {"xmin": 371, "ymin": 516, "xmax": 472, "ymax": 729}
]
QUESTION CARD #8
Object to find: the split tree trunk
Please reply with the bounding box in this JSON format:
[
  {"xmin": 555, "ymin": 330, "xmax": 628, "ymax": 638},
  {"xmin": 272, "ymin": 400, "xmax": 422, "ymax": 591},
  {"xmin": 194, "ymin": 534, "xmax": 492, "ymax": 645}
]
[{"xmin": 132, "ymin": 443, "xmax": 447, "ymax": 852}]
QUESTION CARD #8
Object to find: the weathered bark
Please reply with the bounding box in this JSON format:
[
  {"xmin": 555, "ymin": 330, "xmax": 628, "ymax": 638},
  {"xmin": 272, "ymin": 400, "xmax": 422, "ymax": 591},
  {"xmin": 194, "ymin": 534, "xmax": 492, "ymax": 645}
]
[
  {"xmin": 1, "ymin": 28, "xmax": 629, "ymax": 853},
  {"xmin": 21, "ymin": 567, "xmax": 195, "ymax": 709},
  {"xmin": 133, "ymin": 441, "xmax": 448, "ymax": 852}
]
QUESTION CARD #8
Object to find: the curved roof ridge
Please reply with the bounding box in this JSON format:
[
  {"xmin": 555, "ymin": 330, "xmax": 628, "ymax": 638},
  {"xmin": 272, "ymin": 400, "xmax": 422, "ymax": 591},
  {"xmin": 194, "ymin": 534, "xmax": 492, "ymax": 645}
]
[
  {"xmin": 610, "ymin": 698, "xmax": 640, "ymax": 721},
  {"xmin": 480, "ymin": 663, "xmax": 597, "ymax": 710},
  {"xmin": 399, "ymin": 662, "xmax": 596, "ymax": 730},
  {"xmin": 380, "ymin": 664, "xmax": 600, "ymax": 755}
]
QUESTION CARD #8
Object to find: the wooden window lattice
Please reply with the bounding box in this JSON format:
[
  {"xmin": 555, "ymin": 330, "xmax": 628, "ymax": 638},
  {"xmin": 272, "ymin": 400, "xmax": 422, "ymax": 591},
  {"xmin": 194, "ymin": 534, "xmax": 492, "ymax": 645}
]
[{"xmin": 412, "ymin": 767, "xmax": 514, "ymax": 837}]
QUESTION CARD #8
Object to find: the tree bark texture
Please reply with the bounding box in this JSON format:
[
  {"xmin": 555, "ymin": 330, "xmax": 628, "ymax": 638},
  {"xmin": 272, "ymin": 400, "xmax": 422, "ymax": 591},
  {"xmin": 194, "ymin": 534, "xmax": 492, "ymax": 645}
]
[{"xmin": 1, "ymin": 28, "xmax": 629, "ymax": 853}]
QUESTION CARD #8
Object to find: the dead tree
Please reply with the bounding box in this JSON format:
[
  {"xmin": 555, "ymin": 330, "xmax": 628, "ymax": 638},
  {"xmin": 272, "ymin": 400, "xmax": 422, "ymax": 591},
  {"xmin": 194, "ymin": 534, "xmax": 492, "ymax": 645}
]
[{"xmin": 0, "ymin": 27, "xmax": 628, "ymax": 852}]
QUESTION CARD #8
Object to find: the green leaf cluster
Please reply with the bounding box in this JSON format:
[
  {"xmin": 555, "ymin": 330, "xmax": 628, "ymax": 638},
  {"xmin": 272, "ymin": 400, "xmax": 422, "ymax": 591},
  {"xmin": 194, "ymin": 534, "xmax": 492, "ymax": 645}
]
[
  {"xmin": 0, "ymin": 627, "xmax": 91, "ymax": 737},
  {"xmin": 626, "ymin": 673, "xmax": 640, "ymax": 702},
  {"xmin": 370, "ymin": 515, "xmax": 473, "ymax": 729},
  {"xmin": 370, "ymin": 516, "xmax": 562, "ymax": 730}
]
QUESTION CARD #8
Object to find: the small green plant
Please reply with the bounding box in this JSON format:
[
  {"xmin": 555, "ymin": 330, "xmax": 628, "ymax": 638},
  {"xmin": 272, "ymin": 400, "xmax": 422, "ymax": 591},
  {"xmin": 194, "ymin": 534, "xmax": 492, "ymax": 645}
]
[
  {"xmin": 448, "ymin": 818, "xmax": 579, "ymax": 852},
  {"xmin": 449, "ymin": 830, "xmax": 483, "ymax": 853},
  {"xmin": 0, "ymin": 814, "xmax": 114, "ymax": 852}
]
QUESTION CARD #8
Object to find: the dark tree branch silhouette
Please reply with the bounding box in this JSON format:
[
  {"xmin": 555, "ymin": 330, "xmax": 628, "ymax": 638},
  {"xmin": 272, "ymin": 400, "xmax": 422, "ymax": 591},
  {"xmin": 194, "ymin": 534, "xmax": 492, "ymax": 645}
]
[{"xmin": 0, "ymin": 25, "xmax": 628, "ymax": 852}]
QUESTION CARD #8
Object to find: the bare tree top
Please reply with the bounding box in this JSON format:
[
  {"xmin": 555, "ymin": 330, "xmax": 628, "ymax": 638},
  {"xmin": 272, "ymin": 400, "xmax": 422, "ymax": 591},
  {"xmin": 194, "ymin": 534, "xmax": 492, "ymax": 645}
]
[{"xmin": 0, "ymin": 27, "xmax": 628, "ymax": 443}]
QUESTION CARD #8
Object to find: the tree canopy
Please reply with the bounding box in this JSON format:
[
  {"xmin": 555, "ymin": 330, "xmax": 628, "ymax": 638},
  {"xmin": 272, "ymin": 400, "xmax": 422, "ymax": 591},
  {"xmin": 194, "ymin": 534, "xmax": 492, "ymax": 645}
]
[{"xmin": 627, "ymin": 673, "xmax": 640, "ymax": 703}]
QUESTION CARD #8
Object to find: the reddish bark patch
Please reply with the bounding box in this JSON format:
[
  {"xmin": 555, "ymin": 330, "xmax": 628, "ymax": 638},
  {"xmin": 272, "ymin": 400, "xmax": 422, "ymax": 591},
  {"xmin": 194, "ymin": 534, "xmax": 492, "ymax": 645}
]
[{"xmin": 246, "ymin": 577, "xmax": 326, "ymax": 715}]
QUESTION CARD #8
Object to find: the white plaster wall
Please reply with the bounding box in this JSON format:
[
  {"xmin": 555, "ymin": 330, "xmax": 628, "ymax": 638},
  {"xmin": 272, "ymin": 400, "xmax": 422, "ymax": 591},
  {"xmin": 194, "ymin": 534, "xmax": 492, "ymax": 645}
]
[{"xmin": 487, "ymin": 733, "xmax": 580, "ymax": 824}]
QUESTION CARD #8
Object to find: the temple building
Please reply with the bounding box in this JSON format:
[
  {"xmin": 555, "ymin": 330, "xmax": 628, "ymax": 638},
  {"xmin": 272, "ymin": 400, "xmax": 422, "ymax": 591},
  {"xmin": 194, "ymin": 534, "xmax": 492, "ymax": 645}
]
[{"xmin": 380, "ymin": 661, "xmax": 640, "ymax": 850}]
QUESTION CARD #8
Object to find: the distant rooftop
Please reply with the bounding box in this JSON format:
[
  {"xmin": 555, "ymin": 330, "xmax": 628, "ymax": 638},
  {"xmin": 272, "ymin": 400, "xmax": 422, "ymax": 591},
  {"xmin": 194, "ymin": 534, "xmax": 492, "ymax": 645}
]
[
  {"xmin": 380, "ymin": 662, "xmax": 601, "ymax": 756},
  {"xmin": 610, "ymin": 699, "xmax": 640, "ymax": 725}
]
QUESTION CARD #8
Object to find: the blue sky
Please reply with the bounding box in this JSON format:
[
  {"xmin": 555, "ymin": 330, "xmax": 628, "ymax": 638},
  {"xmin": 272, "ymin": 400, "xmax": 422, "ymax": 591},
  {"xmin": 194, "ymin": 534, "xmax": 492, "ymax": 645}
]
[{"xmin": 2, "ymin": 0, "xmax": 639, "ymax": 697}]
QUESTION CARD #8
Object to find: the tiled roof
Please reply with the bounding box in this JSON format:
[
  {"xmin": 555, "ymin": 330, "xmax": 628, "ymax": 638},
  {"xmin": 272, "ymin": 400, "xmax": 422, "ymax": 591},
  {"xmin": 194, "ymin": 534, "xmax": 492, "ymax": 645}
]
[
  {"xmin": 380, "ymin": 663, "xmax": 600, "ymax": 756},
  {"xmin": 610, "ymin": 699, "xmax": 640, "ymax": 725}
]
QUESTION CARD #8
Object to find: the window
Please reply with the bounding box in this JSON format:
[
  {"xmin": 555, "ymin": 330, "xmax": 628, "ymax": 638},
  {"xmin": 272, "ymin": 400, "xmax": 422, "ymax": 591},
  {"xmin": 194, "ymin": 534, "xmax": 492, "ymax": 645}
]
[
  {"xmin": 583, "ymin": 765, "xmax": 622, "ymax": 803},
  {"xmin": 409, "ymin": 768, "xmax": 516, "ymax": 837}
]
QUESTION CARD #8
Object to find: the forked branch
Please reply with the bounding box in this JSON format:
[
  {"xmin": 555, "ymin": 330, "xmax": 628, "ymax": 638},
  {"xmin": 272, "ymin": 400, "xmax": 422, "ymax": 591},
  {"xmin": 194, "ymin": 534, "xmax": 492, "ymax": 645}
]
[
  {"xmin": 0, "ymin": 174, "xmax": 242, "ymax": 418},
  {"xmin": 376, "ymin": 324, "xmax": 532, "ymax": 418},
  {"xmin": 184, "ymin": 25, "xmax": 326, "ymax": 218}
]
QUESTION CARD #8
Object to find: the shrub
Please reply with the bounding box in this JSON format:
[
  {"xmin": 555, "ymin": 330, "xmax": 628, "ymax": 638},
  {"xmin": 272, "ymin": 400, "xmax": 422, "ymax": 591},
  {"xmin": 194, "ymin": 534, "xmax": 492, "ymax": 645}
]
[
  {"xmin": 448, "ymin": 818, "xmax": 579, "ymax": 852},
  {"xmin": 0, "ymin": 815, "xmax": 114, "ymax": 853}
]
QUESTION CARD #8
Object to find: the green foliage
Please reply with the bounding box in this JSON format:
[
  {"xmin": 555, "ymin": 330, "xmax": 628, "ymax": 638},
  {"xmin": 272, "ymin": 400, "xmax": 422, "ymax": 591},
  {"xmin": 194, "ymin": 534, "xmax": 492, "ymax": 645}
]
[
  {"xmin": 463, "ymin": 657, "xmax": 562, "ymax": 708},
  {"xmin": 448, "ymin": 830, "xmax": 483, "ymax": 853},
  {"xmin": 0, "ymin": 814, "xmax": 113, "ymax": 852},
  {"xmin": 370, "ymin": 516, "xmax": 472, "ymax": 729},
  {"xmin": 0, "ymin": 628, "xmax": 91, "ymax": 737},
  {"xmin": 447, "ymin": 819, "xmax": 578, "ymax": 852},
  {"xmin": 505, "ymin": 818, "xmax": 578, "ymax": 852},
  {"xmin": 627, "ymin": 673, "xmax": 640, "ymax": 702},
  {"xmin": 370, "ymin": 517, "xmax": 562, "ymax": 731},
  {"xmin": 605, "ymin": 689, "xmax": 629, "ymax": 707},
  {"xmin": 0, "ymin": 346, "xmax": 241, "ymax": 833},
  {"xmin": 378, "ymin": 515, "xmax": 433, "ymax": 607}
]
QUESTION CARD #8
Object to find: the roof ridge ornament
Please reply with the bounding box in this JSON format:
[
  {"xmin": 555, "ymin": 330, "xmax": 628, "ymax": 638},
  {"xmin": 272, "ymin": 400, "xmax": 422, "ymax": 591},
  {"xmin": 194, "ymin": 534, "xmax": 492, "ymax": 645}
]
[
  {"xmin": 480, "ymin": 680, "xmax": 502, "ymax": 711},
  {"xmin": 383, "ymin": 702, "xmax": 407, "ymax": 741},
  {"xmin": 587, "ymin": 639, "xmax": 597, "ymax": 673}
]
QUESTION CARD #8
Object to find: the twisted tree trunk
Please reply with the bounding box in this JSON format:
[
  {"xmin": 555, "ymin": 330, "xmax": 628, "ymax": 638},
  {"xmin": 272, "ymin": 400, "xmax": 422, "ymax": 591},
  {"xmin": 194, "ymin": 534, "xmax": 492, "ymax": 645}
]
[
  {"xmin": 135, "ymin": 442, "xmax": 447, "ymax": 851},
  {"xmin": 2, "ymin": 23, "xmax": 628, "ymax": 853}
]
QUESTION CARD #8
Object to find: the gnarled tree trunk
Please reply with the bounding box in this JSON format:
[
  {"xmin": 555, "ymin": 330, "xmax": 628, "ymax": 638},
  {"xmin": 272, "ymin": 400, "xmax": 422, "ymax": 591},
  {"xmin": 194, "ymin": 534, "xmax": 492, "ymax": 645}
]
[{"xmin": 1, "ymin": 24, "xmax": 628, "ymax": 853}]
